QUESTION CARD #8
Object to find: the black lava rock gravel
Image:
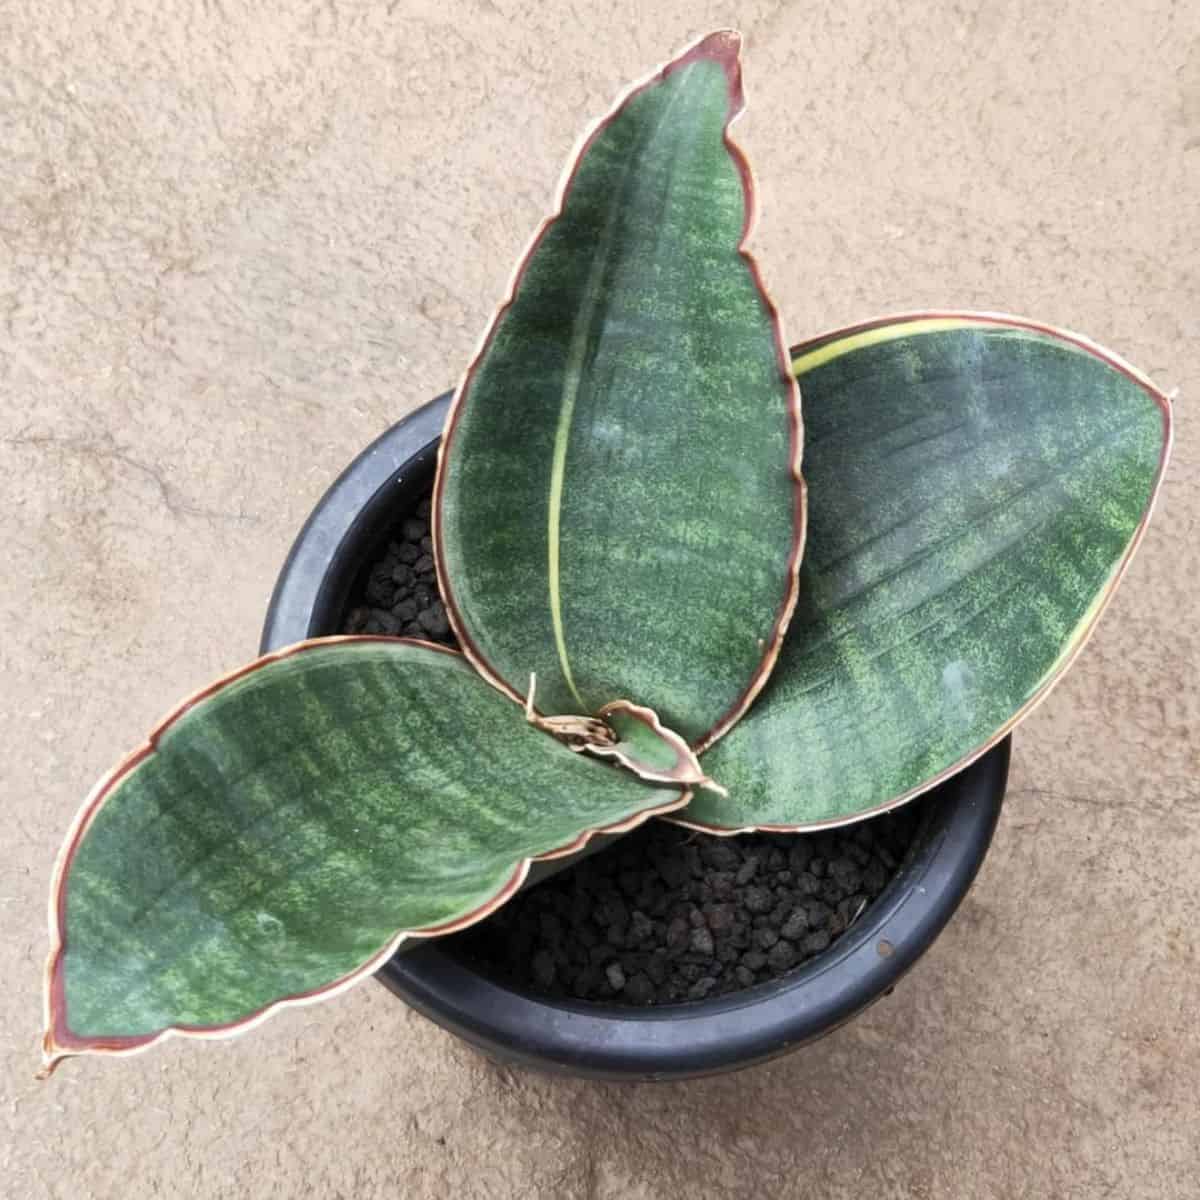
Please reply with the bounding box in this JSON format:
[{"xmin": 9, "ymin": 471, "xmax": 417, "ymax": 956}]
[
  {"xmin": 343, "ymin": 496, "xmax": 453, "ymax": 643},
  {"xmin": 447, "ymin": 811, "xmax": 916, "ymax": 1005}
]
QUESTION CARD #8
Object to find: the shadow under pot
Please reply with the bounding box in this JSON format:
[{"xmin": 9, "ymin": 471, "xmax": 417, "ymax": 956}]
[{"xmin": 260, "ymin": 392, "xmax": 1008, "ymax": 1082}]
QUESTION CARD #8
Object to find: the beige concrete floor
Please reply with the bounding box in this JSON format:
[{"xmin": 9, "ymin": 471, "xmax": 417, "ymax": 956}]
[{"xmin": 3, "ymin": 1, "xmax": 1198, "ymax": 1196}]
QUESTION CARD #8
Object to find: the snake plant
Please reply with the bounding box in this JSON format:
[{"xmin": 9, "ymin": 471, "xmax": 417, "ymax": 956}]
[{"xmin": 41, "ymin": 30, "xmax": 1171, "ymax": 1074}]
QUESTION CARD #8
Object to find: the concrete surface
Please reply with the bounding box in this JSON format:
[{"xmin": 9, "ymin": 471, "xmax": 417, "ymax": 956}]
[{"xmin": 3, "ymin": 1, "xmax": 1197, "ymax": 1196}]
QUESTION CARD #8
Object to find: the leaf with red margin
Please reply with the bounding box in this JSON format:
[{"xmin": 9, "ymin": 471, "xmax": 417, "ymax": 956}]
[
  {"xmin": 41, "ymin": 638, "xmax": 683, "ymax": 1073},
  {"xmin": 434, "ymin": 30, "xmax": 804, "ymax": 753},
  {"xmin": 681, "ymin": 313, "xmax": 1172, "ymax": 832}
]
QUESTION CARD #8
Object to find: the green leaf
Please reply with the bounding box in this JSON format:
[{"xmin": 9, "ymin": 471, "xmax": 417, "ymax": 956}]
[
  {"xmin": 434, "ymin": 30, "xmax": 803, "ymax": 751},
  {"xmin": 682, "ymin": 314, "xmax": 1171, "ymax": 831},
  {"xmin": 42, "ymin": 639, "xmax": 682, "ymax": 1070}
]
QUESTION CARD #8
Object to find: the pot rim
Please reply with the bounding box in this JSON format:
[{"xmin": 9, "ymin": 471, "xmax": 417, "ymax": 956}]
[{"xmin": 260, "ymin": 393, "xmax": 1008, "ymax": 1081}]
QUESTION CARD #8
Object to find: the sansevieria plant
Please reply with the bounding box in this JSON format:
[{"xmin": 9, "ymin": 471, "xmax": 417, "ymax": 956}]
[{"xmin": 41, "ymin": 30, "xmax": 1171, "ymax": 1075}]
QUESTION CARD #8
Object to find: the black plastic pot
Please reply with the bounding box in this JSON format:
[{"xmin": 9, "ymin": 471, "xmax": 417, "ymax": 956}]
[{"xmin": 261, "ymin": 394, "xmax": 1009, "ymax": 1082}]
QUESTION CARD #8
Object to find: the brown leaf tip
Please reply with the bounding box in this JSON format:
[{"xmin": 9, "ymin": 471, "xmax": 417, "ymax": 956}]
[
  {"xmin": 36, "ymin": 1037, "xmax": 69, "ymax": 1080},
  {"xmin": 669, "ymin": 30, "xmax": 744, "ymax": 106},
  {"xmin": 692, "ymin": 29, "xmax": 742, "ymax": 63}
]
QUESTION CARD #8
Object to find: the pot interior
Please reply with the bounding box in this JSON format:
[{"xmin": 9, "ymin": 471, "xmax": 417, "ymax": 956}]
[{"xmin": 327, "ymin": 458, "xmax": 930, "ymax": 1009}]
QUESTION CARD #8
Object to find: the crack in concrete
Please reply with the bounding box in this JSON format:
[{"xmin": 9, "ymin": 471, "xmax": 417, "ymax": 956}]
[
  {"xmin": 1008, "ymin": 785, "xmax": 1200, "ymax": 818},
  {"xmin": 2, "ymin": 432, "xmax": 261, "ymax": 525}
]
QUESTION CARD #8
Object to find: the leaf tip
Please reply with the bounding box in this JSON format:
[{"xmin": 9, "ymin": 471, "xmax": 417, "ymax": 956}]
[
  {"xmin": 37, "ymin": 1035, "xmax": 70, "ymax": 1081},
  {"xmin": 694, "ymin": 28, "xmax": 742, "ymax": 61},
  {"xmin": 675, "ymin": 30, "xmax": 744, "ymax": 101}
]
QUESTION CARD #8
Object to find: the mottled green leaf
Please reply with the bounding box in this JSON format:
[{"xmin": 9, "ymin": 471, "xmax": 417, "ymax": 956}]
[
  {"xmin": 435, "ymin": 31, "xmax": 803, "ymax": 750},
  {"xmin": 43, "ymin": 639, "xmax": 681, "ymax": 1069},
  {"xmin": 683, "ymin": 315, "xmax": 1171, "ymax": 831}
]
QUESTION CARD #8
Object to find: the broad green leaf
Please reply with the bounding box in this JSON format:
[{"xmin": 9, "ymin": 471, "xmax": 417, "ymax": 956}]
[
  {"xmin": 682, "ymin": 315, "xmax": 1171, "ymax": 831},
  {"xmin": 42, "ymin": 639, "xmax": 681, "ymax": 1070},
  {"xmin": 434, "ymin": 30, "xmax": 803, "ymax": 751}
]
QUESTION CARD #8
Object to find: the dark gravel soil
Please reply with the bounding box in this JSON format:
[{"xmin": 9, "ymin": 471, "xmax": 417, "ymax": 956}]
[
  {"xmin": 342, "ymin": 496, "xmax": 453, "ymax": 643},
  {"xmin": 449, "ymin": 811, "xmax": 918, "ymax": 1005},
  {"xmin": 343, "ymin": 492, "xmax": 921, "ymax": 1005}
]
